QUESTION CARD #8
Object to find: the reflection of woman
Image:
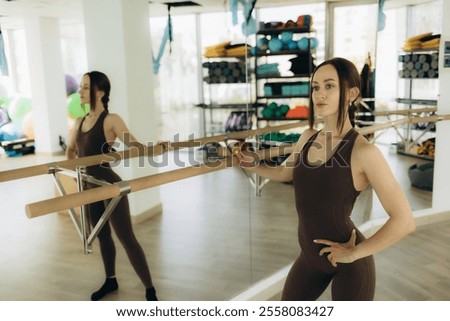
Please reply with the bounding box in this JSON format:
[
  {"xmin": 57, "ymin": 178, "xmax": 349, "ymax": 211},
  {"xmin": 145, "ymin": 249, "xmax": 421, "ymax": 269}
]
[
  {"xmin": 66, "ymin": 71, "xmax": 158, "ymax": 301},
  {"xmin": 236, "ymin": 58, "xmax": 415, "ymax": 300}
]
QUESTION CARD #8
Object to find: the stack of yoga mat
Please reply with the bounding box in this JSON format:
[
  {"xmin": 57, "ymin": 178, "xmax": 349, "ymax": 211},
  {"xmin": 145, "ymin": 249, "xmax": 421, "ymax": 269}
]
[
  {"xmin": 398, "ymin": 52, "xmax": 439, "ymax": 78},
  {"xmin": 263, "ymin": 81, "xmax": 309, "ymax": 96},
  {"xmin": 204, "ymin": 41, "xmax": 250, "ymax": 58},
  {"xmin": 401, "ymin": 32, "xmax": 440, "ymax": 51},
  {"xmin": 202, "ymin": 60, "xmax": 249, "ymax": 84},
  {"xmin": 256, "ymin": 63, "xmax": 280, "ymax": 77}
]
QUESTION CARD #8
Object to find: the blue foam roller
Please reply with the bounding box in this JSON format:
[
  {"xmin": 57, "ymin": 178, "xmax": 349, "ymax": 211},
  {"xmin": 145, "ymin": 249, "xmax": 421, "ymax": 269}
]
[
  {"xmin": 297, "ymin": 37, "xmax": 310, "ymax": 50},
  {"xmin": 310, "ymin": 37, "xmax": 319, "ymax": 49},
  {"xmin": 287, "ymin": 40, "xmax": 298, "ymax": 50},
  {"xmin": 280, "ymin": 31, "xmax": 293, "ymax": 43},
  {"xmin": 257, "ymin": 37, "xmax": 269, "ymax": 51},
  {"xmin": 268, "ymin": 38, "xmax": 283, "ymax": 52}
]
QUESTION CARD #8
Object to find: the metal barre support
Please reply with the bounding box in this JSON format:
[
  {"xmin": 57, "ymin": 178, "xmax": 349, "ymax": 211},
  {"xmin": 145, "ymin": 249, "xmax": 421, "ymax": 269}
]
[{"xmin": 117, "ymin": 180, "xmax": 131, "ymax": 196}]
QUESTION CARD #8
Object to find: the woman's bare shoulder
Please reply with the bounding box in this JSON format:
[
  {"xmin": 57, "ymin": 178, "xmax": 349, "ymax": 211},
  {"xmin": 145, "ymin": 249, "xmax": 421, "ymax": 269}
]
[
  {"xmin": 72, "ymin": 116, "xmax": 83, "ymax": 128},
  {"xmin": 104, "ymin": 112, "xmax": 120, "ymax": 120},
  {"xmin": 289, "ymin": 128, "xmax": 318, "ymax": 154},
  {"xmin": 353, "ymin": 134, "xmax": 385, "ymax": 164},
  {"xmin": 300, "ymin": 128, "xmax": 318, "ymax": 141},
  {"xmin": 104, "ymin": 113, "xmax": 125, "ymax": 125}
]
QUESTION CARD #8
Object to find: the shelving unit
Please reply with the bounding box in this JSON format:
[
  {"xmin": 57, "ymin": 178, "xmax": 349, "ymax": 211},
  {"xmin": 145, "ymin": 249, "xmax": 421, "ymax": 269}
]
[
  {"xmin": 252, "ymin": 25, "xmax": 316, "ymax": 147},
  {"xmin": 243, "ymin": 25, "xmax": 316, "ymax": 195},
  {"xmin": 253, "ymin": 26, "xmax": 315, "ymax": 134},
  {"xmin": 196, "ymin": 57, "xmax": 255, "ymax": 136},
  {"xmin": 195, "ymin": 102, "xmax": 255, "ymax": 136},
  {"xmin": 396, "ymin": 49, "xmax": 438, "ymax": 160}
]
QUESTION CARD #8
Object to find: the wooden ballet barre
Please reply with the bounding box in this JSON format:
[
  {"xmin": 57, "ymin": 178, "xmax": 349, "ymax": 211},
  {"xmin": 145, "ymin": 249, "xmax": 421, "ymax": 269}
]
[
  {"xmin": 0, "ymin": 121, "xmax": 307, "ymax": 183},
  {"xmin": 26, "ymin": 156, "xmax": 237, "ymax": 218}
]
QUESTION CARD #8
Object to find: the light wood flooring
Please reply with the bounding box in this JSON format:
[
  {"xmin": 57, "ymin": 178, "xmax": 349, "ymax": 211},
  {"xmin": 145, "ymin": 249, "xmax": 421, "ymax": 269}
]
[{"xmin": 1, "ymin": 138, "xmax": 448, "ymax": 301}]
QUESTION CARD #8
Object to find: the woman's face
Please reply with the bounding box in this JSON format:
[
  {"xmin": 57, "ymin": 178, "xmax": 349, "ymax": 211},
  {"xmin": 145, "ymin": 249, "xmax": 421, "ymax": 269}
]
[
  {"xmin": 311, "ymin": 64, "xmax": 340, "ymax": 118},
  {"xmin": 79, "ymin": 75, "xmax": 91, "ymax": 105}
]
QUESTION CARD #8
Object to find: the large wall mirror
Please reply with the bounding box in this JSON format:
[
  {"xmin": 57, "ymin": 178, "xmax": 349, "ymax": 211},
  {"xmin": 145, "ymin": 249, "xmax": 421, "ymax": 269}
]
[
  {"xmin": 0, "ymin": 0, "xmax": 444, "ymax": 302},
  {"xmin": 242, "ymin": 0, "xmax": 441, "ymax": 300}
]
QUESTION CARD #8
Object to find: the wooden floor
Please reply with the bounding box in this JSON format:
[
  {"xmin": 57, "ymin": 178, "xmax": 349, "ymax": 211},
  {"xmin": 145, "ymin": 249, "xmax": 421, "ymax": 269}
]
[{"xmin": 1, "ymin": 137, "xmax": 448, "ymax": 301}]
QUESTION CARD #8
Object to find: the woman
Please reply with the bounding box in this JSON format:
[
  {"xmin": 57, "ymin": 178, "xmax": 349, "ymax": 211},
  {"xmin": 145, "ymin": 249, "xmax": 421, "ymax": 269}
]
[
  {"xmin": 235, "ymin": 57, "xmax": 415, "ymax": 300},
  {"xmin": 66, "ymin": 71, "xmax": 158, "ymax": 301}
]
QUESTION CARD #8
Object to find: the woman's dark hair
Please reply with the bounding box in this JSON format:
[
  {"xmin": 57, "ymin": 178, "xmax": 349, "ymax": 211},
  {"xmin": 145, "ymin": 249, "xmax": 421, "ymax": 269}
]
[
  {"xmin": 85, "ymin": 71, "xmax": 111, "ymax": 112},
  {"xmin": 308, "ymin": 57, "xmax": 361, "ymax": 133}
]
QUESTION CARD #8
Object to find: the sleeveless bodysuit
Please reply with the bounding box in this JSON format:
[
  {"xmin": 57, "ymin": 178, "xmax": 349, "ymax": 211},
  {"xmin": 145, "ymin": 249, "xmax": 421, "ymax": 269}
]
[
  {"xmin": 75, "ymin": 111, "xmax": 151, "ymax": 282},
  {"xmin": 282, "ymin": 128, "xmax": 376, "ymax": 301},
  {"xmin": 76, "ymin": 111, "xmax": 120, "ymax": 181}
]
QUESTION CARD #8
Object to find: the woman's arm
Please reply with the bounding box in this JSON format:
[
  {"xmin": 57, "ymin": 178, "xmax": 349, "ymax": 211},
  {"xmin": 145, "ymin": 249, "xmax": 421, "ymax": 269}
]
[
  {"xmin": 66, "ymin": 118, "xmax": 81, "ymax": 159},
  {"xmin": 316, "ymin": 142, "xmax": 416, "ymax": 266},
  {"xmin": 107, "ymin": 113, "xmax": 166, "ymax": 156},
  {"xmin": 107, "ymin": 114, "xmax": 143, "ymax": 147},
  {"xmin": 351, "ymin": 143, "xmax": 416, "ymax": 259},
  {"xmin": 235, "ymin": 128, "xmax": 316, "ymax": 182}
]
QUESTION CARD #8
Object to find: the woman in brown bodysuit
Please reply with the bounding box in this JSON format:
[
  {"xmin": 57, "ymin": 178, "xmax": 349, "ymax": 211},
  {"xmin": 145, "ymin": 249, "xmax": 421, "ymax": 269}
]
[
  {"xmin": 66, "ymin": 71, "xmax": 158, "ymax": 301},
  {"xmin": 236, "ymin": 58, "xmax": 415, "ymax": 300}
]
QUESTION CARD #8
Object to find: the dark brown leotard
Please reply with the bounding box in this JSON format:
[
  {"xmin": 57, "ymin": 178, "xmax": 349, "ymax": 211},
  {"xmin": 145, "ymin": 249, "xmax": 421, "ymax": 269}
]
[
  {"xmin": 282, "ymin": 128, "xmax": 375, "ymax": 301},
  {"xmin": 76, "ymin": 111, "xmax": 152, "ymax": 286}
]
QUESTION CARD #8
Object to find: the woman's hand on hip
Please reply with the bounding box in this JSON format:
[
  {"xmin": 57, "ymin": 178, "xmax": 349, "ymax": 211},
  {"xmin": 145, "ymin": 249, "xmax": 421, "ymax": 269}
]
[{"xmin": 314, "ymin": 229, "xmax": 357, "ymax": 267}]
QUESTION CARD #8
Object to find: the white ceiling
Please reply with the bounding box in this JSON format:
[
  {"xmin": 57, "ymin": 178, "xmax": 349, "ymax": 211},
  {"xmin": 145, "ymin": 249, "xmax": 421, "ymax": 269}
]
[{"xmin": 0, "ymin": 0, "xmax": 438, "ymax": 23}]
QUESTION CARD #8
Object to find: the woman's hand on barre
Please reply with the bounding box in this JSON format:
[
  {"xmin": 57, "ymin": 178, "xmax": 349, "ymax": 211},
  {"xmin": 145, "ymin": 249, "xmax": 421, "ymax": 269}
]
[
  {"xmin": 156, "ymin": 140, "xmax": 170, "ymax": 153},
  {"xmin": 233, "ymin": 143, "xmax": 261, "ymax": 168}
]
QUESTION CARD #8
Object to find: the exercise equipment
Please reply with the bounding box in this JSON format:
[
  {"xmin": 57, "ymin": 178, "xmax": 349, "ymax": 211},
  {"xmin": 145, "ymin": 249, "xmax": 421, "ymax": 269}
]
[
  {"xmin": 1, "ymin": 138, "xmax": 35, "ymax": 156},
  {"xmin": 280, "ymin": 31, "xmax": 293, "ymax": 43},
  {"xmin": 408, "ymin": 162, "xmax": 433, "ymax": 191},
  {"xmin": 297, "ymin": 37, "xmax": 310, "ymax": 50},
  {"xmin": 401, "ymin": 32, "xmax": 440, "ymax": 51},
  {"xmin": 297, "ymin": 37, "xmax": 319, "ymax": 51},
  {"xmin": 256, "ymin": 37, "xmax": 269, "ymax": 52},
  {"xmin": 21, "ymin": 112, "xmax": 34, "ymax": 139},
  {"xmin": 67, "ymin": 92, "xmax": 88, "ymax": 119},
  {"xmin": 398, "ymin": 52, "xmax": 439, "ymax": 79},
  {"xmin": 65, "ymin": 74, "xmax": 78, "ymax": 96},
  {"xmin": 7, "ymin": 96, "xmax": 32, "ymax": 122},
  {"xmin": 268, "ymin": 37, "xmax": 283, "ymax": 53},
  {"xmin": 286, "ymin": 105, "xmax": 308, "ymax": 119},
  {"xmin": 296, "ymin": 15, "xmax": 313, "ymax": 28}
]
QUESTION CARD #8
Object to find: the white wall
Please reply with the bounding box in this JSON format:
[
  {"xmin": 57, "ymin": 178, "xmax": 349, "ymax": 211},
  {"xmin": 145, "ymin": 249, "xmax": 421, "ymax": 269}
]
[{"xmin": 24, "ymin": 17, "xmax": 68, "ymax": 154}]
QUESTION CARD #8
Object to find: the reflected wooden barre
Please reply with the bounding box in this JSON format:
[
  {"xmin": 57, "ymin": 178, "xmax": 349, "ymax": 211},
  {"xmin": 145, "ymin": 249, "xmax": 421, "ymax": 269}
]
[
  {"xmin": 24, "ymin": 143, "xmax": 296, "ymax": 218},
  {"xmin": 372, "ymin": 107, "xmax": 437, "ymax": 116},
  {"xmin": 0, "ymin": 145, "xmax": 164, "ymax": 183},
  {"xmin": 356, "ymin": 118, "xmax": 409, "ymax": 135},
  {"xmin": 410, "ymin": 114, "xmax": 450, "ymax": 123},
  {"xmin": 172, "ymin": 120, "xmax": 307, "ymax": 147},
  {"xmin": 356, "ymin": 114, "xmax": 450, "ymax": 136},
  {"xmin": 26, "ymin": 157, "xmax": 237, "ymax": 218},
  {"xmin": 0, "ymin": 121, "xmax": 307, "ymax": 183}
]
